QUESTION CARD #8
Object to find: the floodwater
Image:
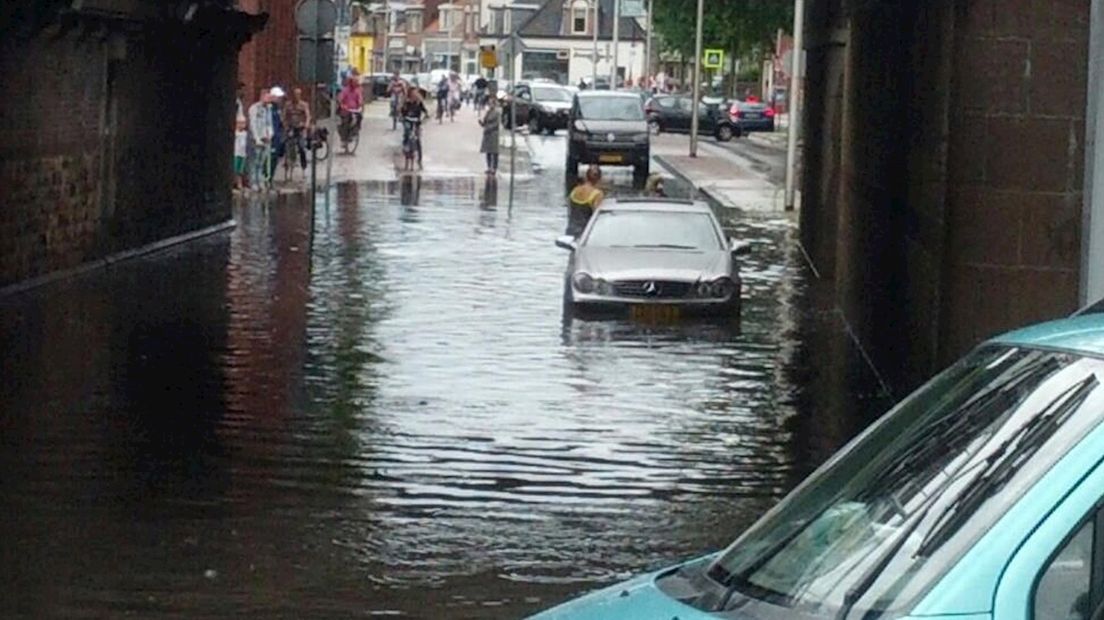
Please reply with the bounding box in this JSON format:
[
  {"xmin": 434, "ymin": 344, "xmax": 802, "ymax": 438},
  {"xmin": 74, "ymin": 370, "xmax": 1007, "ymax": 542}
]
[{"xmin": 0, "ymin": 146, "xmax": 890, "ymax": 618}]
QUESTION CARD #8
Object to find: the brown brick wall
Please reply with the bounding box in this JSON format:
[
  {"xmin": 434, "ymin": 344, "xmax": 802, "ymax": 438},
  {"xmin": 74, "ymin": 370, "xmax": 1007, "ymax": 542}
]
[
  {"xmin": 0, "ymin": 20, "xmax": 241, "ymax": 289},
  {"xmin": 238, "ymin": 0, "xmax": 301, "ymax": 105},
  {"xmin": 798, "ymin": 0, "xmax": 1091, "ymax": 394},
  {"xmin": 940, "ymin": 0, "xmax": 1089, "ymax": 362}
]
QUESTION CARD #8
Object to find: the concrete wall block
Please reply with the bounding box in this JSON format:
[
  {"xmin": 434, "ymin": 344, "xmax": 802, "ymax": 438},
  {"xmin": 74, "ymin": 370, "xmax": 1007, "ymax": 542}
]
[
  {"xmin": 947, "ymin": 188, "xmax": 1024, "ymax": 265},
  {"xmin": 1030, "ymin": 39, "xmax": 1088, "ymax": 118},
  {"xmin": 958, "ymin": 37, "xmax": 1029, "ymax": 115}
]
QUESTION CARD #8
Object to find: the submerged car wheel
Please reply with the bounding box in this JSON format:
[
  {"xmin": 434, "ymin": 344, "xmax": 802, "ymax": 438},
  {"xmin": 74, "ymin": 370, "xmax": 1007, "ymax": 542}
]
[
  {"xmin": 529, "ymin": 115, "xmax": 541, "ymax": 134},
  {"xmin": 648, "ymin": 119, "xmax": 661, "ymax": 135}
]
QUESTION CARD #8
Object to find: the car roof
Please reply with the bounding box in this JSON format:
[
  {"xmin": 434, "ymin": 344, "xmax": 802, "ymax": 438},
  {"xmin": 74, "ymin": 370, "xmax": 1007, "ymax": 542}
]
[
  {"xmin": 600, "ymin": 199, "xmax": 713, "ymax": 214},
  {"xmin": 992, "ymin": 312, "xmax": 1104, "ymax": 357},
  {"xmin": 577, "ymin": 90, "xmax": 642, "ymax": 100}
]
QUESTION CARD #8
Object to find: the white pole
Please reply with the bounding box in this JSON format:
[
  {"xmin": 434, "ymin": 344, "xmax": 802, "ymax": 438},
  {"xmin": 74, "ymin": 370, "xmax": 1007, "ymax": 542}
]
[
  {"xmin": 610, "ymin": 0, "xmax": 620, "ymax": 87},
  {"xmin": 592, "ymin": 0, "xmax": 599, "ymax": 86},
  {"xmin": 784, "ymin": 0, "xmax": 805, "ymax": 211},
  {"xmin": 644, "ymin": 0, "xmax": 653, "ymax": 84},
  {"xmin": 689, "ymin": 0, "xmax": 703, "ymax": 157}
]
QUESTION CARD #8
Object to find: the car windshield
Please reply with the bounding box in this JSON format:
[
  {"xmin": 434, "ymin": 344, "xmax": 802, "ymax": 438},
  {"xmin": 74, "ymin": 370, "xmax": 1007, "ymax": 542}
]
[
  {"xmin": 532, "ymin": 87, "xmax": 572, "ymax": 102},
  {"xmin": 583, "ymin": 210, "xmax": 722, "ymax": 250},
  {"xmin": 707, "ymin": 346, "xmax": 1104, "ymax": 617},
  {"xmin": 578, "ymin": 96, "xmax": 644, "ymax": 121}
]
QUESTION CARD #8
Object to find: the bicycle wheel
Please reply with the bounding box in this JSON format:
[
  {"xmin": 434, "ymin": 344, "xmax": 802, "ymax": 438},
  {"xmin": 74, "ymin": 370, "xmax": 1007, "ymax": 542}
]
[
  {"xmin": 313, "ymin": 138, "xmax": 329, "ymax": 162},
  {"xmin": 348, "ymin": 131, "xmax": 360, "ymax": 155}
]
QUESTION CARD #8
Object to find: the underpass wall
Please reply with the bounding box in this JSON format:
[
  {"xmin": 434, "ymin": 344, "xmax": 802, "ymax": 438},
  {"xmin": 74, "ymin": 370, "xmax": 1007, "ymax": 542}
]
[
  {"xmin": 0, "ymin": 8, "xmax": 257, "ymax": 290},
  {"xmin": 799, "ymin": 0, "xmax": 1091, "ymax": 395}
]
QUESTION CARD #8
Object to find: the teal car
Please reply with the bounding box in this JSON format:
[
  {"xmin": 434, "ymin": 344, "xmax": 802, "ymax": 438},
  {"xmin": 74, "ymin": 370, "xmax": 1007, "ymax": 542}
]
[{"xmin": 532, "ymin": 308, "xmax": 1104, "ymax": 620}]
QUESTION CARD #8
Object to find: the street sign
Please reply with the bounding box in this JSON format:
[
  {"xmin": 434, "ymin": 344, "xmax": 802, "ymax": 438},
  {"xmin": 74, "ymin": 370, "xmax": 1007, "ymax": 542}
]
[
  {"xmin": 480, "ymin": 45, "xmax": 498, "ymax": 69},
  {"xmin": 297, "ymin": 37, "xmax": 335, "ymax": 84},
  {"xmin": 703, "ymin": 48, "xmax": 724, "ymax": 70},
  {"xmin": 621, "ymin": 0, "xmax": 646, "ymax": 18},
  {"xmin": 295, "ymin": 0, "xmax": 337, "ymax": 38}
]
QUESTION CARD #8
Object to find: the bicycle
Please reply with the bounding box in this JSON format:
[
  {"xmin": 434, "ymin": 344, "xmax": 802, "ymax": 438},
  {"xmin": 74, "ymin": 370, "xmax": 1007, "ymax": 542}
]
[
  {"xmin": 402, "ymin": 116, "xmax": 423, "ymax": 171},
  {"xmin": 338, "ymin": 108, "xmax": 362, "ymax": 155}
]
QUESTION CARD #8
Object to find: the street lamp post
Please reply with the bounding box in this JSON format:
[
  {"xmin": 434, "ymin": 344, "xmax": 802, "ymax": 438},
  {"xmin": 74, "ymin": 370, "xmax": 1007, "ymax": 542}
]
[
  {"xmin": 784, "ymin": 0, "xmax": 805, "ymax": 210},
  {"xmin": 592, "ymin": 0, "xmax": 599, "ymax": 87},
  {"xmin": 610, "ymin": 0, "xmax": 620, "ymax": 86},
  {"xmin": 689, "ymin": 0, "xmax": 703, "ymax": 157}
]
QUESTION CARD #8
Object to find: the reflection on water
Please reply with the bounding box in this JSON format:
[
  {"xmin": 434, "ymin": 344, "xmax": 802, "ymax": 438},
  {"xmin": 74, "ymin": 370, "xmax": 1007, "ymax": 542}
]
[{"xmin": 0, "ymin": 173, "xmax": 889, "ymax": 618}]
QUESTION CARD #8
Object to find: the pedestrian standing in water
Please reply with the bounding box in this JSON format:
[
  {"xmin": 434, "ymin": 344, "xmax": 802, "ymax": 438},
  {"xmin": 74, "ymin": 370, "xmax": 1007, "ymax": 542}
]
[
  {"xmin": 247, "ymin": 88, "xmax": 273, "ymax": 191},
  {"xmin": 479, "ymin": 95, "xmax": 501, "ymax": 174},
  {"xmin": 233, "ymin": 117, "xmax": 248, "ymax": 190},
  {"xmin": 567, "ymin": 165, "xmax": 604, "ymax": 236},
  {"xmin": 267, "ymin": 86, "xmax": 286, "ymax": 183}
]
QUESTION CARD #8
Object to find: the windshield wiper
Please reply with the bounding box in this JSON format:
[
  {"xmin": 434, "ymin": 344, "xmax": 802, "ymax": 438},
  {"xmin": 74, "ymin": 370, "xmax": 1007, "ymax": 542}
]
[
  {"xmin": 914, "ymin": 374, "xmax": 1097, "ymax": 557},
  {"xmin": 838, "ymin": 373, "xmax": 1096, "ymax": 620},
  {"xmin": 634, "ymin": 244, "xmax": 698, "ymax": 250}
]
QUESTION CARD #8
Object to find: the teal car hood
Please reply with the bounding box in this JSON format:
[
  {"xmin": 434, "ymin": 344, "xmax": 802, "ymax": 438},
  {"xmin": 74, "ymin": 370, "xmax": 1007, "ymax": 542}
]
[{"xmin": 528, "ymin": 572, "xmax": 717, "ymax": 620}]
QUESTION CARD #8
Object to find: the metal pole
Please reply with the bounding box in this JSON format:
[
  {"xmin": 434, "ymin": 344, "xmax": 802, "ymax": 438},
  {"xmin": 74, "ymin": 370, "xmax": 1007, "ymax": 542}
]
[
  {"xmin": 509, "ymin": 31, "xmax": 517, "ymax": 204},
  {"xmin": 592, "ymin": 0, "xmax": 599, "ymax": 87},
  {"xmin": 784, "ymin": 0, "xmax": 805, "ymax": 211},
  {"xmin": 610, "ymin": 0, "xmax": 620, "ymax": 87},
  {"xmin": 644, "ymin": 0, "xmax": 653, "ymax": 85},
  {"xmin": 326, "ymin": 2, "xmax": 338, "ymax": 192},
  {"xmin": 689, "ymin": 0, "xmax": 703, "ymax": 157},
  {"xmin": 382, "ymin": 0, "xmax": 390, "ymax": 72}
]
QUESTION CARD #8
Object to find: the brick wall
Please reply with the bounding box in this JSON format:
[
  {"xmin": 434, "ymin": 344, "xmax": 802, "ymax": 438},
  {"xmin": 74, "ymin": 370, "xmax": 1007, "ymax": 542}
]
[
  {"xmin": 0, "ymin": 16, "xmax": 247, "ymax": 289},
  {"xmin": 238, "ymin": 0, "xmax": 300, "ymax": 105},
  {"xmin": 799, "ymin": 0, "xmax": 1091, "ymax": 394},
  {"xmin": 940, "ymin": 0, "xmax": 1089, "ymax": 361}
]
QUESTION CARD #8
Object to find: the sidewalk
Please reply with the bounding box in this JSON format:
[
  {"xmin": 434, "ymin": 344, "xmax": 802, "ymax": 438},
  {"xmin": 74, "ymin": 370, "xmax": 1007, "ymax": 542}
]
[
  {"xmin": 652, "ymin": 134, "xmax": 795, "ymax": 214},
  {"xmin": 331, "ymin": 101, "xmax": 532, "ymax": 182}
]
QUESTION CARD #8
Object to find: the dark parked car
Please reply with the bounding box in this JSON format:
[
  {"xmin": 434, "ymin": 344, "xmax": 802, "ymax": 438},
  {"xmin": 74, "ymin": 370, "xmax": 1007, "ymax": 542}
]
[
  {"xmin": 729, "ymin": 99, "xmax": 776, "ymax": 133},
  {"xmin": 502, "ymin": 82, "xmax": 575, "ymax": 134},
  {"xmin": 367, "ymin": 73, "xmax": 391, "ymax": 98},
  {"xmin": 644, "ymin": 95, "xmax": 740, "ymax": 142},
  {"xmin": 566, "ymin": 91, "xmax": 650, "ymax": 181}
]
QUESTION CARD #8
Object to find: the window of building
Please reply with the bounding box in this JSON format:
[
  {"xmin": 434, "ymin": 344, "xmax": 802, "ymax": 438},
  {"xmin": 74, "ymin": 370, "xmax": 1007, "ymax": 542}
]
[
  {"xmin": 440, "ymin": 7, "xmax": 454, "ymax": 31},
  {"xmin": 571, "ymin": 1, "xmax": 588, "ymax": 35},
  {"xmin": 407, "ymin": 11, "xmax": 422, "ymax": 33}
]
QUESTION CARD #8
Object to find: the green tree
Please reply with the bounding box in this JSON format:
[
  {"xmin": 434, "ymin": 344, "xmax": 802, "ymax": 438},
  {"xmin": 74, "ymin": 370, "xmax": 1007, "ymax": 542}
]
[{"xmin": 652, "ymin": 0, "xmax": 792, "ymax": 60}]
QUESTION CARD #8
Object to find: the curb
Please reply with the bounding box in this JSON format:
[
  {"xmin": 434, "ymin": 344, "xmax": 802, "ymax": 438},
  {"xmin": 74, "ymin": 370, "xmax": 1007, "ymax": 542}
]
[
  {"xmin": 653, "ymin": 154, "xmax": 729, "ymax": 210},
  {"xmin": 0, "ymin": 219, "xmax": 237, "ymax": 298}
]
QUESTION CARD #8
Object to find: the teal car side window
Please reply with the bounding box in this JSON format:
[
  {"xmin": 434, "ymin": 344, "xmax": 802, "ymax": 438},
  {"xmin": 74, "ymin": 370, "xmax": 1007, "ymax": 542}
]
[{"xmin": 1034, "ymin": 517, "xmax": 1093, "ymax": 619}]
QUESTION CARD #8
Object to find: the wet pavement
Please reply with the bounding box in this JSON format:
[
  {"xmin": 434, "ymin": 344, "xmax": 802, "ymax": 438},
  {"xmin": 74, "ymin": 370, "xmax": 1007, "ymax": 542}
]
[{"xmin": 0, "ymin": 126, "xmax": 890, "ymax": 618}]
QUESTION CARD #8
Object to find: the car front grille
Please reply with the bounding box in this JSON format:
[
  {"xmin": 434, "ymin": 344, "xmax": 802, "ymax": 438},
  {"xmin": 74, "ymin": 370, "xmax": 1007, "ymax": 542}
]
[{"xmin": 612, "ymin": 280, "xmax": 693, "ymax": 299}]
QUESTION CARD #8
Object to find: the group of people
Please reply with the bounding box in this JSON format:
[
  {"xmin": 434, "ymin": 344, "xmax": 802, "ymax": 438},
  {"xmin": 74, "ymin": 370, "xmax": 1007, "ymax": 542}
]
[{"xmin": 234, "ymin": 83, "xmax": 312, "ymax": 191}]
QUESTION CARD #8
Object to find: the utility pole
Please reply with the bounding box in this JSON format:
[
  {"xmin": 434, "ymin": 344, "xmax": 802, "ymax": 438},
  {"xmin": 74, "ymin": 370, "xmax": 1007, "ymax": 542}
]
[
  {"xmin": 689, "ymin": 0, "xmax": 703, "ymax": 157},
  {"xmin": 609, "ymin": 0, "xmax": 618, "ymax": 87},
  {"xmin": 509, "ymin": 30, "xmax": 518, "ymax": 205},
  {"xmin": 784, "ymin": 0, "xmax": 805, "ymax": 211},
  {"xmin": 382, "ymin": 0, "xmax": 390, "ymax": 72},
  {"xmin": 592, "ymin": 0, "xmax": 599, "ymax": 87},
  {"xmin": 644, "ymin": 0, "xmax": 653, "ymax": 83}
]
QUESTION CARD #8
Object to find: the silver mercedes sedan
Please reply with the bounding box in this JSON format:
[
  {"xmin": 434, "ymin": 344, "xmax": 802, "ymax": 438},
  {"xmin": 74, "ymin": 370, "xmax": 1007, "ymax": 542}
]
[{"xmin": 555, "ymin": 199, "xmax": 748, "ymax": 322}]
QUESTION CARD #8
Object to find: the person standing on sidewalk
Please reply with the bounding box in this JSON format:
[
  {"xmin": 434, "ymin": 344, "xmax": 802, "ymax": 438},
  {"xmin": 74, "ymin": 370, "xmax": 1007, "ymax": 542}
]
[
  {"xmin": 267, "ymin": 86, "xmax": 287, "ymax": 183},
  {"xmin": 479, "ymin": 96, "xmax": 501, "ymax": 174},
  {"xmin": 233, "ymin": 117, "xmax": 248, "ymax": 190},
  {"xmin": 247, "ymin": 88, "xmax": 274, "ymax": 191}
]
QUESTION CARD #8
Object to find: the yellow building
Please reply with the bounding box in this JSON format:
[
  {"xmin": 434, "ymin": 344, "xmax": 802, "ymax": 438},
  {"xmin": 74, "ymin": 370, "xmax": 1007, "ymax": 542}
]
[{"xmin": 349, "ymin": 34, "xmax": 374, "ymax": 75}]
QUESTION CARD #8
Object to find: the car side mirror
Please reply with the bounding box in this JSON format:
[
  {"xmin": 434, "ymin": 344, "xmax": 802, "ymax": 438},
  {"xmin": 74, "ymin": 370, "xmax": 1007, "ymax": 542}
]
[
  {"xmin": 729, "ymin": 239, "xmax": 752, "ymax": 256},
  {"xmin": 556, "ymin": 235, "xmax": 577, "ymax": 251}
]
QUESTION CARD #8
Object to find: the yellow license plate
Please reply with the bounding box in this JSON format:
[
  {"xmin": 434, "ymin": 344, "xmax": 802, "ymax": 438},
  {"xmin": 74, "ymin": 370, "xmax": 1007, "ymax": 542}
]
[
  {"xmin": 630, "ymin": 305, "xmax": 681, "ymax": 323},
  {"xmin": 598, "ymin": 153, "xmax": 624, "ymax": 163}
]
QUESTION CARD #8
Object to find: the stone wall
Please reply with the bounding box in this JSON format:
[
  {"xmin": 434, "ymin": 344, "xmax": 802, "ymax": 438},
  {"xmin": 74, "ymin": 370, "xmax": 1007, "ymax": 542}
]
[
  {"xmin": 799, "ymin": 0, "xmax": 1091, "ymax": 394},
  {"xmin": 0, "ymin": 8, "xmax": 258, "ymax": 289}
]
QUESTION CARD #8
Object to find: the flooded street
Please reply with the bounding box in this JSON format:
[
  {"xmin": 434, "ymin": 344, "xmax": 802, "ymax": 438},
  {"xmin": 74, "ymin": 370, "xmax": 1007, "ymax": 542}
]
[{"xmin": 0, "ymin": 134, "xmax": 889, "ymax": 618}]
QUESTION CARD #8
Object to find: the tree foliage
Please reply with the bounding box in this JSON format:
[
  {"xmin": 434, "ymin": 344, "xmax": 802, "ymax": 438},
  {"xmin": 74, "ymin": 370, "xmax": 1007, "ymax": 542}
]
[{"xmin": 651, "ymin": 0, "xmax": 793, "ymax": 59}]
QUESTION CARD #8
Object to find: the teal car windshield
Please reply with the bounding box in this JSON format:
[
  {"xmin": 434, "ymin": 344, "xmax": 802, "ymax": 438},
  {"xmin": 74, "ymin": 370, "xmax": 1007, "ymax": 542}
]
[{"xmin": 706, "ymin": 346, "xmax": 1104, "ymax": 616}]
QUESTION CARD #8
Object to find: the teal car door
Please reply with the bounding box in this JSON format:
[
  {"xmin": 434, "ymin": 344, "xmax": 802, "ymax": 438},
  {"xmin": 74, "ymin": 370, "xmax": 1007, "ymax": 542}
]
[{"xmin": 994, "ymin": 453, "xmax": 1104, "ymax": 620}]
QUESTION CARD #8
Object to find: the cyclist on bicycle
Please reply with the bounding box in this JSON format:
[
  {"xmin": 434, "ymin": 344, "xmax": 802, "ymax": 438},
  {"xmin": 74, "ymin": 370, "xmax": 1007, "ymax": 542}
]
[
  {"xmin": 282, "ymin": 87, "xmax": 312, "ymax": 173},
  {"xmin": 338, "ymin": 76, "xmax": 363, "ymax": 151},
  {"xmin": 400, "ymin": 85, "xmax": 429, "ymax": 169}
]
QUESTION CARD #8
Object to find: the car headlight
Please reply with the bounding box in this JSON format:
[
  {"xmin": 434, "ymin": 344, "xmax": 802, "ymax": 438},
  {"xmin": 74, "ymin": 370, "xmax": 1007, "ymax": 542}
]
[
  {"xmin": 573, "ymin": 273, "xmax": 595, "ymax": 294},
  {"xmin": 594, "ymin": 279, "xmax": 614, "ymax": 296},
  {"xmin": 709, "ymin": 277, "xmax": 738, "ymax": 299}
]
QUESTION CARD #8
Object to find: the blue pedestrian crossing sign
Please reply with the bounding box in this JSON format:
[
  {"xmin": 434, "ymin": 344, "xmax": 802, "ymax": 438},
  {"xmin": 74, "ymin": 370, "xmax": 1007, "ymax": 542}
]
[{"xmin": 703, "ymin": 49, "xmax": 724, "ymax": 70}]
